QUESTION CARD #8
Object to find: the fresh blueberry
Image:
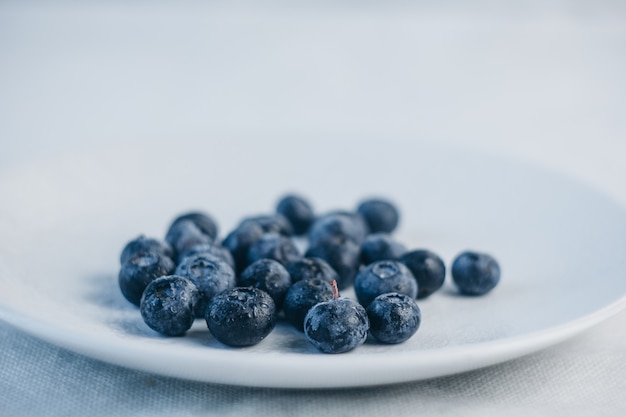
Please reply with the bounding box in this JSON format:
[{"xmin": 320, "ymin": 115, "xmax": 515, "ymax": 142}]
[
  {"xmin": 165, "ymin": 219, "xmax": 212, "ymax": 255},
  {"xmin": 399, "ymin": 249, "xmax": 446, "ymax": 299},
  {"xmin": 304, "ymin": 286, "xmax": 369, "ymax": 354},
  {"xmin": 175, "ymin": 254, "xmax": 236, "ymax": 318},
  {"xmin": 276, "ymin": 194, "xmax": 315, "ymax": 235},
  {"xmin": 140, "ymin": 275, "xmax": 199, "ymax": 337},
  {"xmin": 238, "ymin": 259, "xmax": 292, "ymax": 309},
  {"xmin": 305, "ymin": 236, "xmax": 361, "ymax": 290},
  {"xmin": 119, "ymin": 235, "xmax": 174, "ymax": 265},
  {"xmin": 246, "ymin": 232, "xmax": 301, "ymax": 268},
  {"xmin": 283, "ymin": 278, "xmax": 335, "ymax": 331},
  {"xmin": 366, "ymin": 293, "xmax": 421, "ymax": 344},
  {"xmin": 239, "ymin": 214, "xmax": 293, "ymax": 236},
  {"xmin": 118, "ymin": 252, "xmax": 175, "ymax": 306},
  {"xmin": 205, "ymin": 287, "xmax": 277, "ymax": 347},
  {"xmin": 168, "ymin": 211, "xmax": 219, "ymax": 241},
  {"xmin": 354, "ymin": 260, "xmax": 417, "ymax": 307},
  {"xmin": 451, "ymin": 251, "xmax": 501, "ymax": 296},
  {"xmin": 177, "ymin": 242, "xmax": 235, "ymax": 270},
  {"xmin": 359, "ymin": 233, "xmax": 407, "ymax": 265},
  {"xmin": 357, "ymin": 198, "xmax": 399, "ymax": 234},
  {"xmin": 222, "ymin": 221, "xmax": 265, "ymax": 274},
  {"xmin": 286, "ymin": 257, "xmax": 339, "ymax": 284},
  {"xmin": 308, "ymin": 212, "xmax": 368, "ymax": 246}
]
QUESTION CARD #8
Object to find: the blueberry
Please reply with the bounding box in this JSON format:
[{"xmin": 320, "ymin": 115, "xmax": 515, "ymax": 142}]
[
  {"xmin": 304, "ymin": 292, "xmax": 369, "ymax": 354},
  {"xmin": 118, "ymin": 252, "xmax": 175, "ymax": 306},
  {"xmin": 205, "ymin": 287, "xmax": 277, "ymax": 347},
  {"xmin": 140, "ymin": 275, "xmax": 199, "ymax": 337},
  {"xmin": 286, "ymin": 257, "xmax": 339, "ymax": 284},
  {"xmin": 357, "ymin": 198, "xmax": 399, "ymax": 234},
  {"xmin": 222, "ymin": 221, "xmax": 265, "ymax": 274},
  {"xmin": 246, "ymin": 232, "xmax": 301, "ymax": 268},
  {"xmin": 366, "ymin": 293, "xmax": 421, "ymax": 344},
  {"xmin": 276, "ymin": 194, "xmax": 315, "ymax": 235},
  {"xmin": 451, "ymin": 251, "xmax": 500, "ymax": 296},
  {"xmin": 305, "ymin": 236, "xmax": 361, "ymax": 290},
  {"xmin": 354, "ymin": 260, "xmax": 417, "ymax": 307},
  {"xmin": 308, "ymin": 212, "xmax": 368, "ymax": 246},
  {"xmin": 165, "ymin": 219, "xmax": 212, "ymax": 255},
  {"xmin": 239, "ymin": 214, "xmax": 293, "ymax": 236},
  {"xmin": 399, "ymin": 249, "xmax": 446, "ymax": 299},
  {"xmin": 168, "ymin": 211, "xmax": 219, "ymax": 241},
  {"xmin": 359, "ymin": 233, "xmax": 407, "ymax": 265},
  {"xmin": 177, "ymin": 242, "xmax": 235, "ymax": 270},
  {"xmin": 283, "ymin": 278, "xmax": 335, "ymax": 331},
  {"xmin": 175, "ymin": 254, "xmax": 236, "ymax": 318},
  {"xmin": 238, "ymin": 259, "xmax": 292, "ymax": 309},
  {"xmin": 120, "ymin": 235, "xmax": 174, "ymax": 265}
]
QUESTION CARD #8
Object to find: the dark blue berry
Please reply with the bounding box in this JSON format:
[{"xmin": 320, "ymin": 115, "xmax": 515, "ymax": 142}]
[
  {"xmin": 120, "ymin": 235, "xmax": 173, "ymax": 265},
  {"xmin": 140, "ymin": 275, "xmax": 199, "ymax": 337},
  {"xmin": 239, "ymin": 214, "xmax": 293, "ymax": 236},
  {"xmin": 177, "ymin": 242, "xmax": 235, "ymax": 270},
  {"xmin": 168, "ymin": 211, "xmax": 219, "ymax": 241},
  {"xmin": 357, "ymin": 198, "xmax": 399, "ymax": 234},
  {"xmin": 276, "ymin": 194, "xmax": 315, "ymax": 235},
  {"xmin": 118, "ymin": 252, "xmax": 175, "ymax": 306},
  {"xmin": 239, "ymin": 259, "xmax": 292, "ymax": 309},
  {"xmin": 399, "ymin": 249, "xmax": 446, "ymax": 299},
  {"xmin": 222, "ymin": 221, "xmax": 265, "ymax": 274},
  {"xmin": 205, "ymin": 287, "xmax": 277, "ymax": 347},
  {"xmin": 359, "ymin": 233, "xmax": 407, "ymax": 265},
  {"xmin": 175, "ymin": 254, "xmax": 236, "ymax": 318},
  {"xmin": 286, "ymin": 257, "xmax": 339, "ymax": 284},
  {"xmin": 165, "ymin": 219, "xmax": 212, "ymax": 254},
  {"xmin": 451, "ymin": 251, "xmax": 500, "ymax": 296},
  {"xmin": 354, "ymin": 260, "xmax": 417, "ymax": 307},
  {"xmin": 308, "ymin": 212, "xmax": 368, "ymax": 246},
  {"xmin": 283, "ymin": 278, "xmax": 335, "ymax": 331},
  {"xmin": 366, "ymin": 293, "xmax": 421, "ymax": 344},
  {"xmin": 246, "ymin": 232, "xmax": 301, "ymax": 268},
  {"xmin": 305, "ymin": 236, "xmax": 360, "ymax": 290},
  {"xmin": 304, "ymin": 297, "xmax": 369, "ymax": 354}
]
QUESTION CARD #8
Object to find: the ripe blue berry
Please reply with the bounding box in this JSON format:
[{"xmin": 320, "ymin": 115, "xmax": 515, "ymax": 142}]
[
  {"xmin": 283, "ymin": 278, "xmax": 335, "ymax": 331},
  {"xmin": 246, "ymin": 232, "xmax": 301, "ymax": 268},
  {"xmin": 366, "ymin": 293, "xmax": 421, "ymax": 344},
  {"xmin": 308, "ymin": 212, "xmax": 368, "ymax": 246},
  {"xmin": 140, "ymin": 275, "xmax": 199, "ymax": 337},
  {"xmin": 222, "ymin": 221, "xmax": 265, "ymax": 274},
  {"xmin": 305, "ymin": 236, "xmax": 360, "ymax": 290},
  {"xmin": 451, "ymin": 251, "xmax": 500, "ymax": 296},
  {"xmin": 354, "ymin": 260, "xmax": 417, "ymax": 307},
  {"xmin": 118, "ymin": 252, "xmax": 175, "ymax": 306},
  {"xmin": 360, "ymin": 233, "xmax": 407, "ymax": 265},
  {"xmin": 165, "ymin": 219, "xmax": 212, "ymax": 254},
  {"xmin": 276, "ymin": 194, "xmax": 315, "ymax": 235},
  {"xmin": 177, "ymin": 242, "xmax": 235, "ymax": 270},
  {"xmin": 205, "ymin": 287, "xmax": 277, "ymax": 347},
  {"xmin": 175, "ymin": 254, "xmax": 236, "ymax": 317},
  {"xmin": 399, "ymin": 249, "xmax": 446, "ymax": 299},
  {"xmin": 120, "ymin": 235, "xmax": 174, "ymax": 265},
  {"xmin": 357, "ymin": 198, "xmax": 399, "ymax": 234},
  {"xmin": 168, "ymin": 211, "xmax": 219, "ymax": 241},
  {"xmin": 286, "ymin": 257, "xmax": 339, "ymax": 284},
  {"xmin": 239, "ymin": 214, "xmax": 293, "ymax": 236},
  {"xmin": 239, "ymin": 259, "xmax": 292, "ymax": 309}
]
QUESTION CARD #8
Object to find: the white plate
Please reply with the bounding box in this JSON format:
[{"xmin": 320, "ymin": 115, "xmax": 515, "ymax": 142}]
[{"xmin": 1, "ymin": 136, "xmax": 626, "ymax": 388}]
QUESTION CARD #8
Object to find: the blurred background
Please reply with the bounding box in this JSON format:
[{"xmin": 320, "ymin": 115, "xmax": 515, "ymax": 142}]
[{"xmin": 1, "ymin": 1, "xmax": 625, "ymax": 205}]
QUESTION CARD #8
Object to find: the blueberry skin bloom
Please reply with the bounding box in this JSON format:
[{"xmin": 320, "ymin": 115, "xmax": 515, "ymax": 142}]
[
  {"xmin": 120, "ymin": 235, "xmax": 174, "ymax": 265},
  {"xmin": 399, "ymin": 249, "xmax": 446, "ymax": 299},
  {"xmin": 305, "ymin": 236, "xmax": 361, "ymax": 290},
  {"xmin": 118, "ymin": 252, "xmax": 176, "ymax": 306},
  {"xmin": 304, "ymin": 298, "xmax": 369, "ymax": 354},
  {"xmin": 360, "ymin": 233, "xmax": 407, "ymax": 265},
  {"xmin": 286, "ymin": 257, "xmax": 339, "ymax": 284},
  {"xmin": 222, "ymin": 221, "xmax": 265, "ymax": 274},
  {"xmin": 367, "ymin": 293, "xmax": 421, "ymax": 344},
  {"xmin": 356, "ymin": 198, "xmax": 400, "ymax": 234},
  {"xmin": 354, "ymin": 260, "xmax": 417, "ymax": 307},
  {"xmin": 177, "ymin": 242, "xmax": 235, "ymax": 270},
  {"xmin": 239, "ymin": 259, "xmax": 292, "ymax": 310},
  {"xmin": 308, "ymin": 212, "xmax": 369, "ymax": 246},
  {"xmin": 239, "ymin": 214, "xmax": 294, "ymax": 236},
  {"xmin": 168, "ymin": 211, "xmax": 219, "ymax": 242},
  {"xmin": 276, "ymin": 194, "xmax": 315, "ymax": 235},
  {"xmin": 140, "ymin": 275, "xmax": 199, "ymax": 337},
  {"xmin": 165, "ymin": 219, "xmax": 212, "ymax": 255},
  {"xmin": 205, "ymin": 287, "xmax": 277, "ymax": 347},
  {"xmin": 246, "ymin": 233, "xmax": 301, "ymax": 268},
  {"xmin": 283, "ymin": 278, "xmax": 335, "ymax": 331},
  {"xmin": 451, "ymin": 251, "xmax": 501, "ymax": 296},
  {"xmin": 175, "ymin": 254, "xmax": 236, "ymax": 318}
]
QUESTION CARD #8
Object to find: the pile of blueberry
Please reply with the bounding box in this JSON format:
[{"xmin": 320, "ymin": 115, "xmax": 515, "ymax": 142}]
[{"xmin": 118, "ymin": 195, "xmax": 501, "ymax": 354}]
